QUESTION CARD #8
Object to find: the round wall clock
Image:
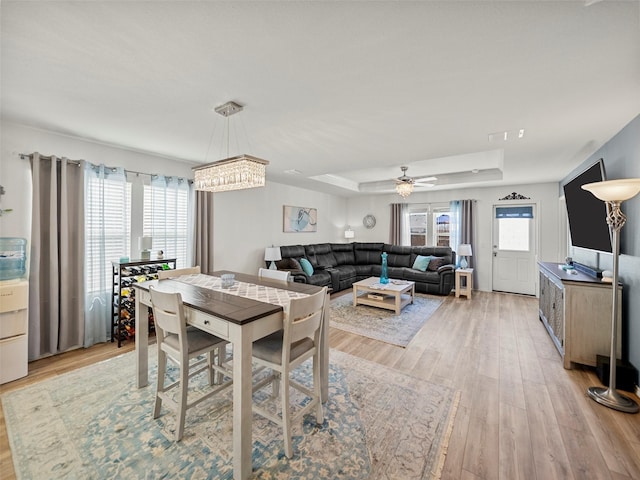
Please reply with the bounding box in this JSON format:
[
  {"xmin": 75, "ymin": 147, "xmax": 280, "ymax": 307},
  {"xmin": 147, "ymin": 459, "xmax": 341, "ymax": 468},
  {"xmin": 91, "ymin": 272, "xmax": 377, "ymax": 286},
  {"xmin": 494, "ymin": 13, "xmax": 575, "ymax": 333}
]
[{"xmin": 363, "ymin": 214, "xmax": 376, "ymax": 229}]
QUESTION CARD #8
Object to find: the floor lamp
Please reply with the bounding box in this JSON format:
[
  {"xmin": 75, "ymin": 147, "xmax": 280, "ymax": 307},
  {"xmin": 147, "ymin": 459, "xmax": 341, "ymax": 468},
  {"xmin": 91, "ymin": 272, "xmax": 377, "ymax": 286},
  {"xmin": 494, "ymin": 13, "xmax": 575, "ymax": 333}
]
[{"xmin": 581, "ymin": 178, "xmax": 640, "ymax": 414}]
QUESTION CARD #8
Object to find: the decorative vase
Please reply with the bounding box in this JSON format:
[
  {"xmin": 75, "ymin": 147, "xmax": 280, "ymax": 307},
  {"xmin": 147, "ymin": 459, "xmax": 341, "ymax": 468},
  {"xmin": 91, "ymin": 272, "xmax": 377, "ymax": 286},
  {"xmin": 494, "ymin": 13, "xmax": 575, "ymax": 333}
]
[{"xmin": 380, "ymin": 252, "xmax": 389, "ymax": 284}]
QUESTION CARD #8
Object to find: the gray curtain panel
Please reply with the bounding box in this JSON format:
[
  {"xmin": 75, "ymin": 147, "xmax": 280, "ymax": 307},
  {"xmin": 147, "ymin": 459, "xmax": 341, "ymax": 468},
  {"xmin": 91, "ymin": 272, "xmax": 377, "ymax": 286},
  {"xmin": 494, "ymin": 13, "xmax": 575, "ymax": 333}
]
[
  {"xmin": 389, "ymin": 203, "xmax": 407, "ymax": 245},
  {"xmin": 29, "ymin": 153, "xmax": 85, "ymax": 360},
  {"xmin": 193, "ymin": 190, "xmax": 215, "ymax": 273},
  {"xmin": 459, "ymin": 199, "xmax": 475, "ymax": 269}
]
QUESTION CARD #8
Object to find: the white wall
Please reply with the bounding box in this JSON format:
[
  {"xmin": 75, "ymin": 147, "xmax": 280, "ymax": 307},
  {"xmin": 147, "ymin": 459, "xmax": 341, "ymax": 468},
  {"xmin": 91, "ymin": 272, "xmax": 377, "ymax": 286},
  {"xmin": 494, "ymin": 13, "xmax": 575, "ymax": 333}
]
[
  {"xmin": 346, "ymin": 183, "xmax": 561, "ymax": 292},
  {"xmin": 213, "ymin": 182, "xmax": 348, "ymax": 274}
]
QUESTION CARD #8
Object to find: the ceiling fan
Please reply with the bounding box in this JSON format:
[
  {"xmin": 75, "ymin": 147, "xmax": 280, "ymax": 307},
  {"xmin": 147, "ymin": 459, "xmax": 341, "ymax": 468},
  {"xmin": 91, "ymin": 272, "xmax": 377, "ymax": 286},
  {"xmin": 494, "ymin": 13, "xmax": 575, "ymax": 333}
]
[{"xmin": 395, "ymin": 166, "xmax": 437, "ymax": 197}]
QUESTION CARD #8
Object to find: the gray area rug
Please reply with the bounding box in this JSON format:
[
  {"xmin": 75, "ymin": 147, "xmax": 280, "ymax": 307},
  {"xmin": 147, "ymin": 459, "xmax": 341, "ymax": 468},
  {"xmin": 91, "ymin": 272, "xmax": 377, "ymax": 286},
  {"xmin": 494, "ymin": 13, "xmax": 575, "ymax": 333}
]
[
  {"xmin": 331, "ymin": 293, "xmax": 444, "ymax": 347},
  {"xmin": 2, "ymin": 349, "xmax": 458, "ymax": 479}
]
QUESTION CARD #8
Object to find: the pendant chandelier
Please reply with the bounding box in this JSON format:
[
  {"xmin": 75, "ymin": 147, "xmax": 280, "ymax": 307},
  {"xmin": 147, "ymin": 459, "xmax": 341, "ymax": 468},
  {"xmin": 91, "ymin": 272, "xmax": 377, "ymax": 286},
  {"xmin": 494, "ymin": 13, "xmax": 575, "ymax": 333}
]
[{"xmin": 193, "ymin": 101, "xmax": 269, "ymax": 193}]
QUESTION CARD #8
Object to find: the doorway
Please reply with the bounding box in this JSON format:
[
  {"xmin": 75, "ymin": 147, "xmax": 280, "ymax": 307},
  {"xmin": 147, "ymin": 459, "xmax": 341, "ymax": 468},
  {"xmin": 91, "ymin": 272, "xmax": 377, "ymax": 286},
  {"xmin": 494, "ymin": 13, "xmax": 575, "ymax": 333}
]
[{"xmin": 492, "ymin": 204, "xmax": 537, "ymax": 295}]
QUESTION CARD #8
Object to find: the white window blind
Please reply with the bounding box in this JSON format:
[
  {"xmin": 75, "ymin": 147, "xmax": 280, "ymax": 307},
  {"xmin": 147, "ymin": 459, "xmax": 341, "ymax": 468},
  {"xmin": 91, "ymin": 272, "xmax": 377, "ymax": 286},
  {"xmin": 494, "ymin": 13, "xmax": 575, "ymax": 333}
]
[
  {"xmin": 85, "ymin": 172, "xmax": 131, "ymax": 295},
  {"xmin": 143, "ymin": 176, "xmax": 189, "ymax": 268}
]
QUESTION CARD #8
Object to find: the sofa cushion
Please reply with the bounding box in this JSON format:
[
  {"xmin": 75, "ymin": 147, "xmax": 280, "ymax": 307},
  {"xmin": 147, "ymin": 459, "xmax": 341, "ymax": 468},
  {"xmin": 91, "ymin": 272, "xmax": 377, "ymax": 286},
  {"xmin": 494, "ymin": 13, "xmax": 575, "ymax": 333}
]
[
  {"xmin": 303, "ymin": 245, "xmax": 318, "ymax": 266},
  {"xmin": 300, "ymin": 258, "xmax": 314, "ymax": 276},
  {"xmin": 403, "ymin": 268, "xmax": 441, "ymax": 284},
  {"xmin": 428, "ymin": 257, "xmax": 448, "ymax": 271},
  {"xmin": 314, "ymin": 243, "xmax": 338, "ymax": 267},
  {"xmin": 384, "ymin": 244, "xmax": 413, "ymax": 268},
  {"xmin": 412, "ymin": 255, "xmax": 432, "ymax": 272},
  {"xmin": 330, "ymin": 243, "xmax": 356, "ymax": 265},
  {"xmin": 280, "ymin": 244, "xmax": 306, "ymax": 260},
  {"xmin": 354, "ymin": 242, "xmax": 384, "ymax": 265}
]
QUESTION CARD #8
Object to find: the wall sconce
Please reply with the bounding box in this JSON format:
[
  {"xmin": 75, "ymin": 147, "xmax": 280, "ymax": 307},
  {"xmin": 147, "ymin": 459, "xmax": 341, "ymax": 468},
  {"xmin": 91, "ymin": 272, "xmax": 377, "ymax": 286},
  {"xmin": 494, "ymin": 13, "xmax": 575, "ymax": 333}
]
[{"xmin": 344, "ymin": 226, "xmax": 355, "ymax": 239}]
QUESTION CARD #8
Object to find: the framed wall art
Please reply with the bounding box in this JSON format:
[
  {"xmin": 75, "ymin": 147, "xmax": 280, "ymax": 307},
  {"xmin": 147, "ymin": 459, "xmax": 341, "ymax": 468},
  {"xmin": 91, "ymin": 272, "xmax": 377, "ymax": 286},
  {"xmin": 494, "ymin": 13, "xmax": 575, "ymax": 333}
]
[{"xmin": 283, "ymin": 205, "xmax": 317, "ymax": 233}]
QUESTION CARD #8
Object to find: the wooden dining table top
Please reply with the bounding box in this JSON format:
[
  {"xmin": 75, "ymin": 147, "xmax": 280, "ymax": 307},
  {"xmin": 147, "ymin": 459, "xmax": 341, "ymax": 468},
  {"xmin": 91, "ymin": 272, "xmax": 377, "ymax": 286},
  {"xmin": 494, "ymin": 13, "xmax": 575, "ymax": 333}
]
[{"xmin": 133, "ymin": 269, "xmax": 323, "ymax": 325}]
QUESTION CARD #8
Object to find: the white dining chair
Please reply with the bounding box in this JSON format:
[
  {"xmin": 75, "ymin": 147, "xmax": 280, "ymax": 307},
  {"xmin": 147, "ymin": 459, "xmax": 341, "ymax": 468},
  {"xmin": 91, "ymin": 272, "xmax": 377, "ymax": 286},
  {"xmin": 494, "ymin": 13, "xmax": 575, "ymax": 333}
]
[
  {"xmin": 258, "ymin": 267, "xmax": 291, "ymax": 282},
  {"xmin": 157, "ymin": 265, "xmax": 201, "ymax": 279},
  {"xmin": 149, "ymin": 286, "xmax": 232, "ymax": 441},
  {"xmin": 251, "ymin": 287, "xmax": 327, "ymax": 458}
]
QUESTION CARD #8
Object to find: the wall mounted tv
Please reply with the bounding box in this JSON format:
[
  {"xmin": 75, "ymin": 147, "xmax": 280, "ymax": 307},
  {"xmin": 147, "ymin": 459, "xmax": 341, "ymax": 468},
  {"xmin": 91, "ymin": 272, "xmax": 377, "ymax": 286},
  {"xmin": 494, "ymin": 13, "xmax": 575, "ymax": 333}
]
[{"xmin": 563, "ymin": 159, "xmax": 612, "ymax": 253}]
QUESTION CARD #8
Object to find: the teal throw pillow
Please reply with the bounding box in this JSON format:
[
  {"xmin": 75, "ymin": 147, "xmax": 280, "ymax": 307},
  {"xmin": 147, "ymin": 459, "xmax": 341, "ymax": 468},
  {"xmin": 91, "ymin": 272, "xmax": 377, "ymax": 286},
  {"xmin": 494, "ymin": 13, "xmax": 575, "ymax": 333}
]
[
  {"xmin": 412, "ymin": 255, "xmax": 432, "ymax": 272},
  {"xmin": 299, "ymin": 258, "xmax": 314, "ymax": 276}
]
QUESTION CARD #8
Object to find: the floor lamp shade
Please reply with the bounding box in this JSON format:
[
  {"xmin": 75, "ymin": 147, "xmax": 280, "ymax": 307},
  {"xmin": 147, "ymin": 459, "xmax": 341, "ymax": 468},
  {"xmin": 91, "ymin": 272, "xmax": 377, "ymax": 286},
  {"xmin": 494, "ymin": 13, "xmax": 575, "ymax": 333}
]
[
  {"xmin": 265, "ymin": 247, "xmax": 282, "ymax": 270},
  {"xmin": 458, "ymin": 243, "xmax": 472, "ymax": 269},
  {"xmin": 581, "ymin": 178, "xmax": 640, "ymax": 414}
]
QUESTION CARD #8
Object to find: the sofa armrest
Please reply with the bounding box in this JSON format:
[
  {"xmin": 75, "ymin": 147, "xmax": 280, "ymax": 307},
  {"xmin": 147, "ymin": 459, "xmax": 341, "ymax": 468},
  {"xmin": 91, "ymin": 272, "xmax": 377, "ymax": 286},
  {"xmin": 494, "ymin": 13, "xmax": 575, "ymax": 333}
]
[
  {"xmin": 288, "ymin": 270, "xmax": 309, "ymax": 283},
  {"xmin": 437, "ymin": 264, "xmax": 455, "ymax": 274}
]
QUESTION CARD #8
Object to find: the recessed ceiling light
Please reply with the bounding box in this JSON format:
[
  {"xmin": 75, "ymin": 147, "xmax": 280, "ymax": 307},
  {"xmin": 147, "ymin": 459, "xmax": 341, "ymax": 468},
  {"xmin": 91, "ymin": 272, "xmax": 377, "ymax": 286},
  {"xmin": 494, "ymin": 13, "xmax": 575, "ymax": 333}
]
[{"xmin": 518, "ymin": 129, "xmax": 525, "ymax": 138}]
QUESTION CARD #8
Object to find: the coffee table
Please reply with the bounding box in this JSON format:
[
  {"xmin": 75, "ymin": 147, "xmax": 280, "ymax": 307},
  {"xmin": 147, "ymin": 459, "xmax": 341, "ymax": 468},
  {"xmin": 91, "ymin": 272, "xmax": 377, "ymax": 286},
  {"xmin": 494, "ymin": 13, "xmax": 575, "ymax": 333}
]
[{"xmin": 353, "ymin": 277, "xmax": 415, "ymax": 315}]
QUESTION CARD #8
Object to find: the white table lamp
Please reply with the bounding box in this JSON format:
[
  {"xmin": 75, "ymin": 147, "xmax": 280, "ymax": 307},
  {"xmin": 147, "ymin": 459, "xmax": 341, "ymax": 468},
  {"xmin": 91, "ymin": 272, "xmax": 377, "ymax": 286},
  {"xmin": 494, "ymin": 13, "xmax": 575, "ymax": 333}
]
[
  {"xmin": 264, "ymin": 246, "xmax": 282, "ymax": 270},
  {"xmin": 139, "ymin": 236, "xmax": 152, "ymax": 260},
  {"xmin": 458, "ymin": 243, "xmax": 472, "ymax": 269},
  {"xmin": 581, "ymin": 178, "xmax": 640, "ymax": 414}
]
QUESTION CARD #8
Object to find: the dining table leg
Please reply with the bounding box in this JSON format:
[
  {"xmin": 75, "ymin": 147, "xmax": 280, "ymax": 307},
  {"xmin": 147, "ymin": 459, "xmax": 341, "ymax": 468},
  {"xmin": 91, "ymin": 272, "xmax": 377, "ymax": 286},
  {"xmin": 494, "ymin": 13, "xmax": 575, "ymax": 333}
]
[
  {"xmin": 135, "ymin": 294, "xmax": 149, "ymax": 388},
  {"xmin": 232, "ymin": 324, "xmax": 254, "ymax": 480}
]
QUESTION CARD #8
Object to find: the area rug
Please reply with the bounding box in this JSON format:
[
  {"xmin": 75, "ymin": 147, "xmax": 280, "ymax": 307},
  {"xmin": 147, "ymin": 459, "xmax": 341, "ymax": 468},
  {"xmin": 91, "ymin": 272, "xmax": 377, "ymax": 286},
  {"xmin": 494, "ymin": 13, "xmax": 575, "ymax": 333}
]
[
  {"xmin": 330, "ymin": 293, "xmax": 444, "ymax": 347},
  {"xmin": 2, "ymin": 349, "xmax": 459, "ymax": 480}
]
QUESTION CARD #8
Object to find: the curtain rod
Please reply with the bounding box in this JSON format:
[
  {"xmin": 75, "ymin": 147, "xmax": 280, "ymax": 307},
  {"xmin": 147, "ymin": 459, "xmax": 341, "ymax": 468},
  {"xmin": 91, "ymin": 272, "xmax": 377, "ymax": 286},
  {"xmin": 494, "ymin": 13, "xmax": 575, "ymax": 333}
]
[{"xmin": 20, "ymin": 152, "xmax": 164, "ymax": 178}]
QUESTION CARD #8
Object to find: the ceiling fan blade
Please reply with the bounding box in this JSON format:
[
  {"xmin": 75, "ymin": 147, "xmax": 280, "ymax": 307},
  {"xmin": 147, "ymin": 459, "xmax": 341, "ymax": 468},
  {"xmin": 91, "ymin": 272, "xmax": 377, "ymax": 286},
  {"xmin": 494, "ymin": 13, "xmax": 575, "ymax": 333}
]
[{"xmin": 413, "ymin": 176, "xmax": 438, "ymax": 183}]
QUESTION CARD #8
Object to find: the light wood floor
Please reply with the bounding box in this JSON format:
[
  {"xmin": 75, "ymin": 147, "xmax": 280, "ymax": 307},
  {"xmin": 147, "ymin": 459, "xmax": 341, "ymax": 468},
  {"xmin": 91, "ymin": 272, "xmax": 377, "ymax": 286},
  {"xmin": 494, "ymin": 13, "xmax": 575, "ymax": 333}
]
[{"xmin": 2, "ymin": 291, "xmax": 639, "ymax": 479}]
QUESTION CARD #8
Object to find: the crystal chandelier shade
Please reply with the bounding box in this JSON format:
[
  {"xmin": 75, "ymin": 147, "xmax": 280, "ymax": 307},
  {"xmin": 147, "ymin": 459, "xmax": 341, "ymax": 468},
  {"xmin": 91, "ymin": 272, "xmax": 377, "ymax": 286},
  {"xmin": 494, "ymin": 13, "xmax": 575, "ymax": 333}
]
[
  {"xmin": 395, "ymin": 181, "xmax": 414, "ymax": 197},
  {"xmin": 193, "ymin": 101, "xmax": 269, "ymax": 193},
  {"xmin": 193, "ymin": 155, "xmax": 268, "ymax": 193}
]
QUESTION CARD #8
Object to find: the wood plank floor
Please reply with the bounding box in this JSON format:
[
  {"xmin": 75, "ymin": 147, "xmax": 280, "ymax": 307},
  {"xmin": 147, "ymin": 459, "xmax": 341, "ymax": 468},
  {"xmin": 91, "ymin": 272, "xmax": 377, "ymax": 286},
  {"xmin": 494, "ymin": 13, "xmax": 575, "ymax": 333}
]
[{"xmin": 2, "ymin": 291, "xmax": 639, "ymax": 479}]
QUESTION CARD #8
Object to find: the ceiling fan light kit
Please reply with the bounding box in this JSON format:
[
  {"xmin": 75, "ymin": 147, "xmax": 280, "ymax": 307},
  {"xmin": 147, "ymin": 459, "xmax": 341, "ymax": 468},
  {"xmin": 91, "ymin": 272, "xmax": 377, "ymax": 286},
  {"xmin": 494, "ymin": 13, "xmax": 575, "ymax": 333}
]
[{"xmin": 394, "ymin": 166, "xmax": 437, "ymax": 197}]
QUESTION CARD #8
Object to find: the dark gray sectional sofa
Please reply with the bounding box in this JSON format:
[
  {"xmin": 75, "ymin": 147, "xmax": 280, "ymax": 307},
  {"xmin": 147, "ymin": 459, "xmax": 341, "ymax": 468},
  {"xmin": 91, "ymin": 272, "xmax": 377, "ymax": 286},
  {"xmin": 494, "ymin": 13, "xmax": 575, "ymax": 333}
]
[{"xmin": 276, "ymin": 242, "xmax": 456, "ymax": 295}]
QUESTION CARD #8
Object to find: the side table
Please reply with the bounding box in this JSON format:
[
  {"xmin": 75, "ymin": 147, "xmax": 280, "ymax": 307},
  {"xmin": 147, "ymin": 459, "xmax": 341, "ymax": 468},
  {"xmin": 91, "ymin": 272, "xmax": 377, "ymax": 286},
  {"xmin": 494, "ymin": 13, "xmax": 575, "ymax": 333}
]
[{"xmin": 455, "ymin": 268, "xmax": 473, "ymax": 299}]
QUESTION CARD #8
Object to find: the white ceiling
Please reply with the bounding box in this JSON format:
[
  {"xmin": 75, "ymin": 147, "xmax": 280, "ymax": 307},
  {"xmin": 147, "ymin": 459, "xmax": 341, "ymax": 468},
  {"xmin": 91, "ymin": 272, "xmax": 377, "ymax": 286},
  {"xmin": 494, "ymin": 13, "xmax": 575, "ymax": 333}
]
[{"xmin": 2, "ymin": 1, "xmax": 639, "ymax": 197}]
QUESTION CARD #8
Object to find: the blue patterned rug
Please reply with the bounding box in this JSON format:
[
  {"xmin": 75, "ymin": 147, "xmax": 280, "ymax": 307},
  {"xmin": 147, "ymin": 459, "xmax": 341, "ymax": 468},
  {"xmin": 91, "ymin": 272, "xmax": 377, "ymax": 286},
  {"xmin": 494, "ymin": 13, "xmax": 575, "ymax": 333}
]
[
  {"xmin": 331, "ymin": 293, "xmax": 444, "ymax": 347},
  {"xmin": 2, "ymin": 349, "xmax": 458, "ymax": 479}
]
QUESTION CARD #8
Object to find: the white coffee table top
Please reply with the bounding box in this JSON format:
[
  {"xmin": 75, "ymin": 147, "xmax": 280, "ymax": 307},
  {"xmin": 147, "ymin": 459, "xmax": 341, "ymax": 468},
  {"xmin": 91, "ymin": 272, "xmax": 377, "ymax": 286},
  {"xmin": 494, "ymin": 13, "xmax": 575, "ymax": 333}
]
[{"xmin": 353, "ymin": 276, "xmax": 414, "ymax": 292}]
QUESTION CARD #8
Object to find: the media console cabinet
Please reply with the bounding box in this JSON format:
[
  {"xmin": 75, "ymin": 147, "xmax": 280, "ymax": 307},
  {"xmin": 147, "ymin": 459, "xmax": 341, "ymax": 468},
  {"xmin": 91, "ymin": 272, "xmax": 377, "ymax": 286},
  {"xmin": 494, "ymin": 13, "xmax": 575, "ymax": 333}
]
[{"xmin": 538, "ymin": 262, "xmax": 621, "ymax": 370}]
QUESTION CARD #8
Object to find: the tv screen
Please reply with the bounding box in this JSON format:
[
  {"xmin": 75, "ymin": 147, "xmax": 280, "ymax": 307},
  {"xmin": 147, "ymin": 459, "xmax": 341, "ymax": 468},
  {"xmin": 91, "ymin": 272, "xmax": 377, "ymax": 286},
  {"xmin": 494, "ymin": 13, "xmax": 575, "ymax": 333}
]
[{"xmin": 563, "ymin": 159, "xmax": 611, "ymax": 253}]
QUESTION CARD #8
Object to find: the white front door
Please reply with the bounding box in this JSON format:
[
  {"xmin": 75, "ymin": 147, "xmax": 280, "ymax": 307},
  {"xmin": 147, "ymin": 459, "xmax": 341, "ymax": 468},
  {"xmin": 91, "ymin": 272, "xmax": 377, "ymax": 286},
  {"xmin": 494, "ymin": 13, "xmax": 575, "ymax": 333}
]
[{"xmin": 492, "ymin": 204, "xmax": 537, "ymax": 295}]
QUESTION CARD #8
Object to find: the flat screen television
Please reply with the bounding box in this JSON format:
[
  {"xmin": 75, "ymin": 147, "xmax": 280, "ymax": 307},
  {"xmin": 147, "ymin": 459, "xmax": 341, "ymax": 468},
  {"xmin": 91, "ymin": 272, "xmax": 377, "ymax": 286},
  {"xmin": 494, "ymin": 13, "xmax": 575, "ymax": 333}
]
[{"xmin": 563, "ymin": 159, "xmax": 612, "ymax": 253}]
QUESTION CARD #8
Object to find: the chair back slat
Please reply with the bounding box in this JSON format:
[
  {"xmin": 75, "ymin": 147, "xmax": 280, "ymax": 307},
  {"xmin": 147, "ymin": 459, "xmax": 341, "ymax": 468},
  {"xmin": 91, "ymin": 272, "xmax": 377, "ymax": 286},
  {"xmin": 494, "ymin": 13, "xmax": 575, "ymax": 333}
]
[
  {"xmin": 149, "ymin": 287, "xmax": 185, "ymax": 336},
  {"xmin": 286, "ymin": 288, "xmax": 326, "ymax": 344}
]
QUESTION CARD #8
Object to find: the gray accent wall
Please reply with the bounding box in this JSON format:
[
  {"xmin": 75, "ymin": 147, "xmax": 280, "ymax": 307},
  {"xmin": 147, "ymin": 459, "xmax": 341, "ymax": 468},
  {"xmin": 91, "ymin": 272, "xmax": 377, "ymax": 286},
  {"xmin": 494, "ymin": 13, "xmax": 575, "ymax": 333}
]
[{"xmin": 560, "ymin": 114, "xmax": 640, "ymax": 371}]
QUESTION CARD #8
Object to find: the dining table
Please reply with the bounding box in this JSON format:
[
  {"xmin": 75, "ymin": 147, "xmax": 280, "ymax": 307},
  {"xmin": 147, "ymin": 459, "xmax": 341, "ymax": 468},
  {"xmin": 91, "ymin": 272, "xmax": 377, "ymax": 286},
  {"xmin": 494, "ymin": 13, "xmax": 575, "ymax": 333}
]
[{"xmin": 133, "ymin": 270, "xmax": 329, "ymax": 480}]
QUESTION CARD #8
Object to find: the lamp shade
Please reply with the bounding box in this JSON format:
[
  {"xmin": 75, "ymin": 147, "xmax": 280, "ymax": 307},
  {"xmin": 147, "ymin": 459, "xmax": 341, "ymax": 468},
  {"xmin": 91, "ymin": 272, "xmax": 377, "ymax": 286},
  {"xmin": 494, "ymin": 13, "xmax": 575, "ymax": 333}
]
[
  {"xmin": 458, "ymin": 244, "xmax": 473, "ymax": 257},
  {"xmin": 139, "ymin": 236, "xmax": 153, "ymax": 250},
  {"xmin": 264, "ymin": 247, "xmax": 282, "ymax": 262},
  {"xmin": 582, "ymin": 179, "xmax": 640, "ymax": 202}
]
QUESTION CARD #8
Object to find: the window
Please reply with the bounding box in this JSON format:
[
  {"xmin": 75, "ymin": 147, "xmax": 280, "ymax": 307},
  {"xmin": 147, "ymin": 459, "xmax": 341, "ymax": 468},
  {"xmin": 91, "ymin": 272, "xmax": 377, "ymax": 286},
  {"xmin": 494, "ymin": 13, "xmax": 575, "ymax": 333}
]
[
  {"xmin": 434, "ymin": 212, "xmax": 451, "ymax": 247},
  {"xmin": 85, "ymin": 174, "xmax": 131, "ymax": 295},
  {"xmin": 143, "ymin": 177, "xmax": 189, "ymax": 268},
  {"xmin": 407, "ymin": 204, "xmax": 451, "ymax": 247},
  {"xmin": 495, "ymin": 206, "xmax": 533, "ymax": 251},
  {"xmin": 409, "ymin": 212, "xmax": 428, "ymax": 246}
]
